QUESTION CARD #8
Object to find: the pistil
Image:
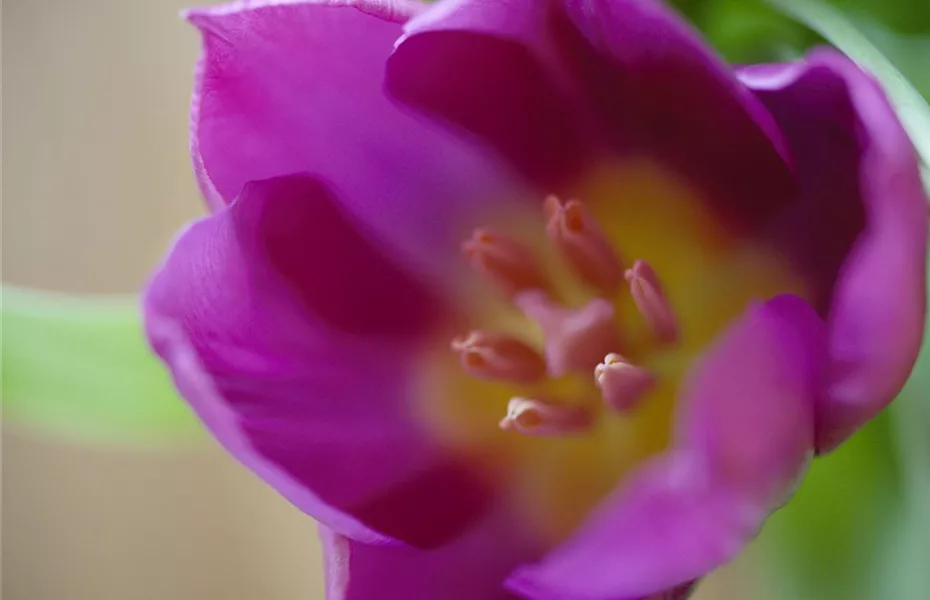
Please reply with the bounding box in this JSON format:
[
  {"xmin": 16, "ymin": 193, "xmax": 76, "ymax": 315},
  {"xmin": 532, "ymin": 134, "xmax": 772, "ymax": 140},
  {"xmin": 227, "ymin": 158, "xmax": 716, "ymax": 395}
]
[{"xmin": 516, "ymin": 290, "xmax": 622, "ymax": 377}]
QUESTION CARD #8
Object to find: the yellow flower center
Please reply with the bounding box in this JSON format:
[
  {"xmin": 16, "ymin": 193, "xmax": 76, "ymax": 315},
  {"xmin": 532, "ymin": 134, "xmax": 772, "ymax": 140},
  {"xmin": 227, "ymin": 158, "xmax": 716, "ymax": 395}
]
[{"xmin": 414, "ymin": 159, "xmax": 807, "ymax": 546}]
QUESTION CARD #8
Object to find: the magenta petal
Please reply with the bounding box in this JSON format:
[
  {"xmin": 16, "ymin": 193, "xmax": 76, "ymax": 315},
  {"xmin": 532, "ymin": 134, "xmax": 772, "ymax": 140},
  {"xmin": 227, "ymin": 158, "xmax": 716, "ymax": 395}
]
[
  {"xmin": 144, "ymin": 175, "xmax": 492, "ymax": 548},
  {"xmin": 188, "ymin": 0, "xmax": 420, "ymax": 210},
  {"xmin": 507, "ymin": 454, "xmax": 747, "ymax": 600},
  {"xmin": 386, "ymin": 0, "xmax": 600, "ymax": 188},
  {"xmin": 678, "ymin": 295, "xmax": 823, "ymax": 503},
  {"xmin": 740, "ymin": 49, "xmax": 929, "ymax": 453},
  {"xmin": 556, "ymin": 0, "xmax": 796, "ymax": 229},
  {"xmin": 651, "ymin": 581, "xmax": 699, "ymax": 600},
  {"xmin": 320, "ymin": 504, "xmax": 535, "ymax": 600},
  {"xmin": 320, "ymin": 503, "xmax": 537, "ymax": 600},
  {"xmin": 188, "ymin": 0, "xmax": 517, "ymax": 278},
  {"xmin": 389, "ymin": 0, "xmax": 795, "ymax": 230},
  {"xmin": 507, "ymin": 296, "xmax": 824, "ymax": 600}
]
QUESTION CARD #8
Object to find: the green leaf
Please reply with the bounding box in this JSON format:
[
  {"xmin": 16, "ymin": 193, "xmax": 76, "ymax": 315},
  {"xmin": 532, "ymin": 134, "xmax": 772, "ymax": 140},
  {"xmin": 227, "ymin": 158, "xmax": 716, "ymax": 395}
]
[
  {"xmin": 843, "ymin": 17, "xmax": 930, "ymax": 99},
  {"xmin": 879, "ymin": 255, "xmax": 930, "ymax": 598},
  {"xmin": 765, "ymin": 0, "xmax": 930, "ymax": 170},
  {"xmin": 759, "ymin": 411, "xmax": 903, "ymax": 600},
  {"xmin": 825, "ymin": 0, "xmax": 930, "ymax": 35},
  {"xmin": 1, "ymin": 285, "xmax": 200, "ymax": 444},
  {"xmin": 700, "ymin": 0, "xmax": 818, "ymax": 63}
]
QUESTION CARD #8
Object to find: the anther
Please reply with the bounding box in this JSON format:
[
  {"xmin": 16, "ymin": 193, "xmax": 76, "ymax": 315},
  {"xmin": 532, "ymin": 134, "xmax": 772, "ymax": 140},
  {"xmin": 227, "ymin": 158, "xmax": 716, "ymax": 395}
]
[
  {"xmin": 498, "ymin": 397, "xmax": 592, "ymax": 436},
  {"xmin": 451, "ymin": 331, "xmax": 547, "ymax": 383},
  {"xmin": 625, "ymin": 260, "xmax": 679, "ymax": 344},
  {"xmin": 545, "ymin": 195, "xmax": 624, "ymax": 295},
  {"xmin": 462, "ymin": 228, "xmax": 548, "ymax": 296},
  {"xmin": 515, "ymin": 290, "xmax": 622, "ymax": 377},
  {"xmin": 594, "ymin": 353, "xmax": 656, "ymax": 413}
]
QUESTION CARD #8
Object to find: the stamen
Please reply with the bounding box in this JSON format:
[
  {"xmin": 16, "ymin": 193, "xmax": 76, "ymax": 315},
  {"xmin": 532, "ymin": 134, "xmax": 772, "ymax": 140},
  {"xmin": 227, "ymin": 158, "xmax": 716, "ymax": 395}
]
[
  {"xmin": 544, "ymin": 195, "xmax": 624, "ymax": 295},
  {"xmin": 625, "ymin": 259, "xmax": 679, "ymax": 344},
  {"xmin": 595, "ymin": 353, "xmax": 656, "ymax": 413},
  {"xmin": 451, "ymin": 331, "xmax": 547, "ymax": 383},
  {"xmin": 499, "ymin": 397, "xmax": 592, "ymax": 436},
  {"xmin": 462, "ymin": 228, "xmax": 547, "ymax": 296},
  {"xmin": 515, "ymin": 290, "xmax": 622, "ymax": 376}
]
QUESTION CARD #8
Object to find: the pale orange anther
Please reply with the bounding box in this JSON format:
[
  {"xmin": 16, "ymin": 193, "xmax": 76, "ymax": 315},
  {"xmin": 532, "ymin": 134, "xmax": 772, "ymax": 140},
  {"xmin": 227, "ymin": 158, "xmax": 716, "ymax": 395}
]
[
  {"xmin": 451, "ymin": 331, "xmax": 547, "ymax": 383},
  {"xmin": 625, "ymin": 260, "xmax": 679, "ymax": 344},
  {"xmin": 594, "ymin": 353, "xmax": 656, "ymax": 413},
  {"xmin": 545, "ymin": 195, "xmax": 624, "ymax": 295},
  {"xmin": 462, "ymin": 228, "xmax": 548, "ymax": 296},
  {"xmin": 498, "ymin": 397, "xmax": 592, "ymax": 436},
  {"xmin": 515, "ymin": 290, "xmax": 622, "ymax": 377}
]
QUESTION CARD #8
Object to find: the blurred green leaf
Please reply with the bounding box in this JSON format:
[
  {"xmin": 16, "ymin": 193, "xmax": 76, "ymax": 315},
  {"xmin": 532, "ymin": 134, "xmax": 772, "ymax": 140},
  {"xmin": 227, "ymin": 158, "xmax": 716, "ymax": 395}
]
[
  {"xmin": 845, "ymin": 18, "xmax": 930, "ymax": 99},
  {"xmin": 760, "ymin": 412, "xmax": 903, "ymax": 600},
  {"xmin": 701, "ymin": 0, "xmax": 817, "ymax": 63},
  {"xmin": 879, "ymin": 254, "xmax": 930, "ymax": 598},
  {"xmin": 826, "ymin": 0, "xmax": 930, "ymax": 35},
  {"xmin": 668, "ymin": 0, "xmax": 816, "ymax": 63},
  {"xmin": 765, "ymin": 0, "xmax": 930, "ymax": 170},
  {"xmin": 1, "ymin": 285, "xmax": 199, "ymax": 444}
]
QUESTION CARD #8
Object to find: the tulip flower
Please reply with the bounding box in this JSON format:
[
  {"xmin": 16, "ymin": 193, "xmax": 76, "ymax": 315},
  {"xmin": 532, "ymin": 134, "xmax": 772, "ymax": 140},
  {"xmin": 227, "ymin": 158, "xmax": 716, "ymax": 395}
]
[{"xmin": 144, "ymin": 1, "xmax": 928, "ymax": 598}]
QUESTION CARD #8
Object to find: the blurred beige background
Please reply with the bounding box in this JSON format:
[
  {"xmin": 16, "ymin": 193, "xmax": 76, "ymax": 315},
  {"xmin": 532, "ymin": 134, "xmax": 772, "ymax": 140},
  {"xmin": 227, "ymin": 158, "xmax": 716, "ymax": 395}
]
[
  {"xmin": 2, "ymin": 1, "xmax": 325, "ymax": 598},
  {"xmin": 1, "ymin": 1, "xmax": 751, "ymax": 598}
]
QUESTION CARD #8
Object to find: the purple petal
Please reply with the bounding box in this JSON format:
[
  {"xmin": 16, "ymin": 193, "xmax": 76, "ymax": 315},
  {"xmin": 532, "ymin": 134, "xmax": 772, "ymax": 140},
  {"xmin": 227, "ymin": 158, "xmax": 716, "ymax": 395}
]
[
  {"xmin": 321, "ymin": 502, "xmax": 539, "ymax": 600},
  {"xmin": 740, "ymin": 49, "xmax": 929, "ymax": 453},
  {"xmin": 388, "ymin": 0, "xmax": 796, "ymax": 230},
  {"xmin": 387, "ymin": 0, "xmax": 602, "ymax": 189},
  {"xmin": 188, "ymin": 0, "xmax": 518, "ymax": 280},
  {"xmin": 144, "ymin": 174, "xmax": 493, "ymax": 548},
  {"xmin": 188, "ymin": 0, "xmax": 420, "ymax": 210},
  {"xmin": 506, "ymin": 296, "xmax": 824, "ymax": 600},
  {"xmin": 651, "ymin": 581, "xmax": 699, "ymax": 600},
  {"xmin": 677, "ymin": 295, "xmax": 823, "ymax": 503},
  {"xmin": 557, "ymin": 0, "xmax": 795, "ymax": 228}
]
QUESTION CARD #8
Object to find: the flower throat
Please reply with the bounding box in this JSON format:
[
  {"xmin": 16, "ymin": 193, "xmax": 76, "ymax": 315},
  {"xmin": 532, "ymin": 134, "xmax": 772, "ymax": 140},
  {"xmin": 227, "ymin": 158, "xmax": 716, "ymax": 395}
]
[{"xmin": 453, "ymin": 195, "xmax": 681, "ymax": 436}]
